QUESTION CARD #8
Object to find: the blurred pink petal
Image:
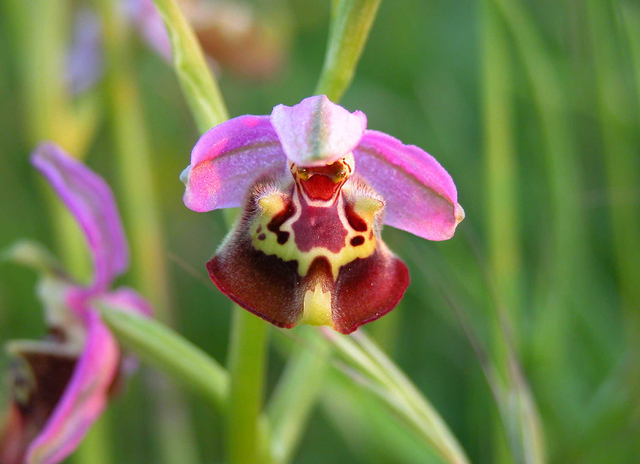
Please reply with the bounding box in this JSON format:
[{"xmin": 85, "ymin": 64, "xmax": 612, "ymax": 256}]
[
  {"xmin": 31, "ymin": 143, "xmax": 129, "ymax": 294},
  {"xmin": 353, "ymin": 130, "xmax": 464, "ymax": 240},
  {"xmin": 270, "ymin": 95, "xmax": 367, "ymax": 167},
  {"xmin": 100, "ymin": 287, "xmax": 154, "ymax": 317},
  {"xmin": 25, "ymin": 312, "xmax": 120, "ymax": 464},
  {"xmin": 182, "ymin": 115, "xmax": 287, "ymax": 212}
]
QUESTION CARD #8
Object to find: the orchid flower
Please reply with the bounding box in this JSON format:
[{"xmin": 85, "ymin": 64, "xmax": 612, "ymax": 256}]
[
  {"xmin": 181, "ymin": 95, "xmax": 464, "ymax": 334},
  {"xmin": 0, "ymin": 143, "xmax": 153, "ymax": 464}
]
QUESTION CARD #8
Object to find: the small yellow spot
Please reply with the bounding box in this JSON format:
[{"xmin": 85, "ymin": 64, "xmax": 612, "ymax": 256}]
[
  {"xmin": 299, "ymin": 284, "xmax": 333, "ymax": 327},
  {"xmin": 353, "ymin": 196, "xmax": 384, "ymax": 222}
]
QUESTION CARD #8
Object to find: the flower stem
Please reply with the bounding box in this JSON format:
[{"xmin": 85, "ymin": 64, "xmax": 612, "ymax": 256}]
[
  {"xmin": 150, "ymin": 0, "xmax": 228, "ymax": 131},
  {"xmin": 314, "ymin": 0, "xmax": 383, "ymax": 101},
  {"xmin": 226, "ymin": 308, "xmax": 271, "ymax": 464}
]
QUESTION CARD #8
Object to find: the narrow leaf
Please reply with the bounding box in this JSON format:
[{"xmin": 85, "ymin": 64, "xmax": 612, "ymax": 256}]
[{"xmin": 99, "ymin": 303, "xmax": 228, "ymax": 410}]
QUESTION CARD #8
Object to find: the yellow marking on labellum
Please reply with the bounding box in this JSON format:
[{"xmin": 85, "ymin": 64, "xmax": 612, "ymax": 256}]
[
  {"xmin": 258, "ymin": 193, "xmax": 285, "ymax": 215},
  {"xmin": 299, "ymin": 284, "xmax": 333, "ymax": 327},
  {"xmin": 251, "ymin": 184, "xmax": 379, "ymax": 280}
]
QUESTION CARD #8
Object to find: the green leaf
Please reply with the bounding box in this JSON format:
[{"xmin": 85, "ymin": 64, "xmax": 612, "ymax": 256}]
[
  {"xmin": 99, "ymin": 303, "xmax": 228, "ymax": 411},
  {"xmin": 322, "ymin": 329, "xmax": 471, "ymax": 464}
]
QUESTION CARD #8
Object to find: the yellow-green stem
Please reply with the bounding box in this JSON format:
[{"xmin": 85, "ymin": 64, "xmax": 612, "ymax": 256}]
[
  {"xmin": 586, "ymin": 0, "xmax": 640, "ymax": 345},
  {"xmin": 314, "ymin": 0, "xmax": 383, "ymax": 102},
  {"xmin": 480, "ymin": 3, "xmax": 521, "ymax": 463},
  {"xmin": 226, "ymin": 308, "xmax": 271, "ymax": 464}
]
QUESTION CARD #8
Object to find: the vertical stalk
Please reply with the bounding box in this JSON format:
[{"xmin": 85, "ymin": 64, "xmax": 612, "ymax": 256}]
[
  {"xmin": 481, "ymin": 0, "xmax": 520, "ymax": 364},
  {"xmin": 586, "ymin": 0, "xmax": 640, "ymax": 345},
  {"xmin": 480, "ymin": 2, "xmax": 531, "ymax": 463},
  {"xmin": 314, "ymin": 0, "xmax": 383, "ymax": 101},
  {"xmin": 267, "ymin": 328, "xmax": 328, "ymax": 464},
  {"xmin": 493, "ymin": 0, "xmax": 586, "ymax": 433},
  {"xmin": 226, "ymin": 309, "xmax": 271, "ymax": 464},
  {"xmin": 97, "ymin": 0, "xmax": 201, "ymax": 463}
]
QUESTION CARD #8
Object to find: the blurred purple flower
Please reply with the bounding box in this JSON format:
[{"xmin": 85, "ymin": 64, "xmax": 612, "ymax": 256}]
[
  {"xmin": 126, "ymin": 0, "xmax": 287, "ymax": 80},
  {"xmin": 0, "ymin": 143, "xmax": 152, "ymax": 464},
  {"xmin": 181, "ymin": 95, "xmax": 464, "ymax": 334},
  {"xmin": 66, "ymin": 8, "xmax": 103, "ymax": 95}
]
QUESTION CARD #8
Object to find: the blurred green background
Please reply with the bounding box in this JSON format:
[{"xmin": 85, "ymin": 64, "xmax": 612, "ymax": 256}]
[{"xmin": 1, "ymin": 0, "xmax": 640, "ymax": 463}]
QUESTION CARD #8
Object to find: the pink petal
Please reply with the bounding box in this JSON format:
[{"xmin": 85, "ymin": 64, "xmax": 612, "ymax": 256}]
[
  {"xmin": 182, "ymin": 115, "xmax": 287, "ymax": 212},
  {"xmin": 31, "ymin": 143, "xmax": 129, "ymax": 294},
  {"xmin": 100, "ymin": 287, "xmax": 154, "ymax": 317},
  {"xmin": 270, "ymin": 95, "xmax": 367, "ymax": 167},
  {"xmin": 353, "ymin": 131, "xmax": 464, "ymax": 241},
  {"xmin": 25, "ymin": 311, "xmax": 119, "ymax": 464}
]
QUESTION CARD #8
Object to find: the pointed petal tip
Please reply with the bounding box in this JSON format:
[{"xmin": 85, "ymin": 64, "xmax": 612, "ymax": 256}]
[
  {"xmin": 179, "ymin": 165, "xmax": 190, "ymax": 186},
  {"xmin": 353, "ymin": 131, "xmax": 463, "ymax": 241},
  {"xmin": 455, "ymin": 203, "xmax": 465, "ymax": 225}
]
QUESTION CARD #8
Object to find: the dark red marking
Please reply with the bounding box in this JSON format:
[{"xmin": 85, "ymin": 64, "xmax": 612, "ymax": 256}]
[
  {"xmin": 257, "ymin": 233, "xmax": 266, "ymax": 241},
  {"xmin": 267, "ymin": 198, "xmax": 295, "ymax": 245},
  {"xmin": 350, "ymin": 236, "xmax": 365, "ymax": 247},
  {"xmin": 256, "ymin": 225, "xmax": 262, "ymax": 233},
  {"xmin": 344, "ymin": 203, "xmax": 368, "ymax": 232},
  {"xmin": 292, "ymin": 196, "xmax": 347, "ymax": 253}
]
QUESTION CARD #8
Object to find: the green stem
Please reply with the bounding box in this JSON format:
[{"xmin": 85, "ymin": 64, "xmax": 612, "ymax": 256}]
[
  {"xmin": 97, "ymin": 0, "xmax": 201, "ymax": 462},
  {"xmin": 586, "ymin": 0, "xmax": 640, "ymax": 345},
  {"xmin": 226, "ymin": 308, "xmax": 271, "ymax": 464},
  {"xmin": 480, "ymin": 4, "xmax": 521, "ymax": 462},
  {"xmin": 150, "ymin": 0, "xmax": 228, "ymax": 130},
  {"xmin": 494, "ymin": 0, "xmax": 584, "ymax": 441},
  {"xmin": 314, "ymin": 0, "xmax": 383, "ymax": 101}
]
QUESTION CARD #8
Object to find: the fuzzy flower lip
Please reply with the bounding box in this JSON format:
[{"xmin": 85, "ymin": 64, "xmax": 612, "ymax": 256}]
[
  {"xmin": 182, "ymin": 95, "xmax": 463, "ymax": 241},
  {"xmin": 1, "ymin": 143, "xmax": 151, "ymax": 464}
]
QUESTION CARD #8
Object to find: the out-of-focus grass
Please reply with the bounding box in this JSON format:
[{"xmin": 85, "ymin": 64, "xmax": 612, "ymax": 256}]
[{"xmin": 1, "ymin": 0, "xmax": 640, "ymax": 462}]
